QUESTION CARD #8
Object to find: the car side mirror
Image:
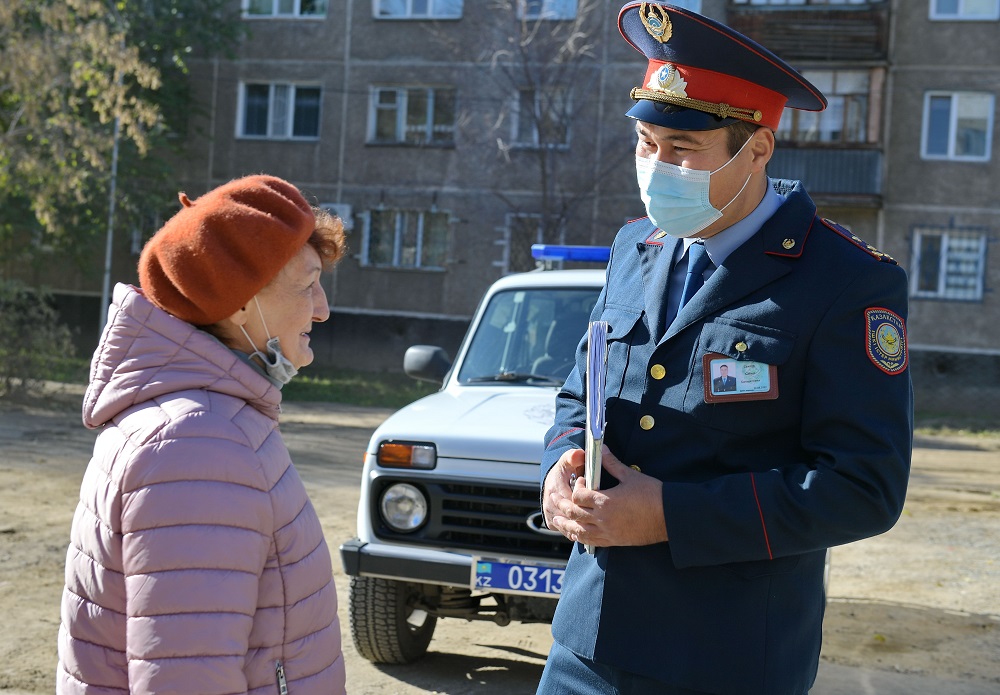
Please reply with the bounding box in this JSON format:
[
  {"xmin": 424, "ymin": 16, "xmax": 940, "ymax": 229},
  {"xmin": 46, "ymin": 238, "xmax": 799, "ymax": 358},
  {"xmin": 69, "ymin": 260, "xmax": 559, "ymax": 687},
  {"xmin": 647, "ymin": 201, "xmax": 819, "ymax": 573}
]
[{"xmin": 404, "ymin": 345, "xmax": 452, "ymax": 384}]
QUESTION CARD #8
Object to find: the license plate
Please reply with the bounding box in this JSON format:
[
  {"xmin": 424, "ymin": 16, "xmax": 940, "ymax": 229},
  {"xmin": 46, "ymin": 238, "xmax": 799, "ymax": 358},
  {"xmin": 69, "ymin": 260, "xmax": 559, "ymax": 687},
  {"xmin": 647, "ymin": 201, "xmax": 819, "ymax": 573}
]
[{"xmin": 471, "ymin": 557, "xmax": 565, "ymax": 597}]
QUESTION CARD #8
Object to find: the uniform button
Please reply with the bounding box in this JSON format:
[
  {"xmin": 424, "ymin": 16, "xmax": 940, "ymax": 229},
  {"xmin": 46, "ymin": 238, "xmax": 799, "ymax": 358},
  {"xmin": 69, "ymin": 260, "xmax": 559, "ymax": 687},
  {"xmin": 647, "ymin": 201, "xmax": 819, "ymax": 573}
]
[
  {"xmin": 782, "ymin": 238, "xmax": 795, "ymax": 250},
  {"xmin": 650, "ymin": 364, "xmax": 666, "ymax": 380},
  {"xmin": 639, "ymin": 415, "xmax": 655, "ymax": 430},
  {"xmin": 735, "ymin": 341, "xmax": 748, "ymax": 353}
]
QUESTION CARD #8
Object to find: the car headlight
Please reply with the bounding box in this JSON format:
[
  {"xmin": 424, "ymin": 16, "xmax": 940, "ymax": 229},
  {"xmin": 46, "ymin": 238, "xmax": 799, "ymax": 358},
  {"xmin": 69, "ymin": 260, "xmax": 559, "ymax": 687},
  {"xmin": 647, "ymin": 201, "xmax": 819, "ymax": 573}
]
[
  {"xmin": 379, "ymin": 483, "xmax": 428, "ymax": 533},
  {"xmin": 377, "ymin": 441, "xmax": 437, "ymax": 469}
]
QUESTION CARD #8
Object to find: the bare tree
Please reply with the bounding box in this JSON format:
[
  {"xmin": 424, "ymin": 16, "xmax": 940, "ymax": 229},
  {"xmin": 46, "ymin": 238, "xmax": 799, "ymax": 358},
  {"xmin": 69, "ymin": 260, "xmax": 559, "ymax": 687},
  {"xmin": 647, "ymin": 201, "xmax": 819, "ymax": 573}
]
[{"xmin": 428, "ymin": 0, "xmax": 633, "ymax": 272}]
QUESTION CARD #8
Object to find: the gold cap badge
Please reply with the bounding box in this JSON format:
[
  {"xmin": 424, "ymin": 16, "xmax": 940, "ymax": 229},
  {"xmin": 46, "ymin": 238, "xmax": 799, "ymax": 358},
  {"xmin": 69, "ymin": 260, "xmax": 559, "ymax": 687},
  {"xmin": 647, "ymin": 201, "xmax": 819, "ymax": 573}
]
[
  {"xmin": 640, "ymin": 3, "xmax": 672, "ymax": 43},
  {"xmin": 647, "ymin": 64, "xmax": 688, "ymax": 99}
]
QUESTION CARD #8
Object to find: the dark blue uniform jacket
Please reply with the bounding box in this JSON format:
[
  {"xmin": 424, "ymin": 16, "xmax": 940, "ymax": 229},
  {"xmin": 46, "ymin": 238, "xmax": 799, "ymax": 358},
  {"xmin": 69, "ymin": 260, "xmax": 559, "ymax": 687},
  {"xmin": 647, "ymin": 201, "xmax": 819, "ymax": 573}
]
[{"xmin": 541, "ymin": 180, "xmax": 913, "ymax": 695}]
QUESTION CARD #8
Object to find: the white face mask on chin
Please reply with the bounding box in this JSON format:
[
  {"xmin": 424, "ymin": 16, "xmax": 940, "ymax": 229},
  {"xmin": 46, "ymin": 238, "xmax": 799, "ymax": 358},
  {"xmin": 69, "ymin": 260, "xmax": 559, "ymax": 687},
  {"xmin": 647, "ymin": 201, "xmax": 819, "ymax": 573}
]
[
  {"xmin": 635, "ymin": 135, "xmax": 755, "ymax": 238},
  {"xmin": 239, "ymin": 296, "xmax": 299, "ymax": 385}
]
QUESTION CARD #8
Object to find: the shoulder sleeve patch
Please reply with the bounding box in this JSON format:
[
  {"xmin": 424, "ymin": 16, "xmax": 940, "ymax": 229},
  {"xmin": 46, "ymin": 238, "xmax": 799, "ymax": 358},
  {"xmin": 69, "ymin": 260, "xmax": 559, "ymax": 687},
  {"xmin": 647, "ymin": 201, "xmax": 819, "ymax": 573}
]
[
  {"xmin": 821, "ymin": 218, "xmax": 897, "ymax": 265},
  {"xmin": 865, "ymin": 307, "xmax": 908, "ymax": 375}
]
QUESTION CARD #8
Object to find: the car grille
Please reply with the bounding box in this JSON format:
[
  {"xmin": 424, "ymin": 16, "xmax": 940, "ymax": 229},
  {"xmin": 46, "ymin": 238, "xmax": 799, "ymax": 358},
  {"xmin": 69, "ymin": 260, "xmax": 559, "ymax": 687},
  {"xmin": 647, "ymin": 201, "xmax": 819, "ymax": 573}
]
[{"xmin": 371, "ymin": 476, "xmax": 574, "ymax": 561}]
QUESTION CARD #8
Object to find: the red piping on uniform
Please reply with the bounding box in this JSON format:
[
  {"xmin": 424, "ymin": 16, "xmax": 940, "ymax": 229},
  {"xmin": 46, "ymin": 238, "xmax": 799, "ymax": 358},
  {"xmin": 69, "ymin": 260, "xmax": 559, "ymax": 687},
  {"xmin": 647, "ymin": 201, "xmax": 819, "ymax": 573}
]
[
  {"xmin": 750, "ymin": 473, "xmax": 774, "ymax": 560},
  {"xmin": 643, "ymin": 228, "xmax": 665, "ymax": 247},
  {"xmin": 550, "ymin": 427, "xmax": 583, "ymax": 445}
]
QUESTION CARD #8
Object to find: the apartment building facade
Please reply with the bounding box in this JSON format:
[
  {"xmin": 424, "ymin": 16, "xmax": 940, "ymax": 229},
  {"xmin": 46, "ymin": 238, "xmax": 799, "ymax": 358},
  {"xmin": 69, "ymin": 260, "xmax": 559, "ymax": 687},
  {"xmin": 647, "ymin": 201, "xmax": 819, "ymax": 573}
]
[
  {"xmin": 179, "ymin": 0, "xmax": 641, "ymax": 311},
  {"xmin": 731, "ymin": 0, "xmax": 998, "ymax": 417},
  {"xmin": 884, "ymin": 0, "xmax": 998, "ymax": 355},
  {"xmin": 16, "ymin": 0, "xmax": 997, "ymax": 412}
]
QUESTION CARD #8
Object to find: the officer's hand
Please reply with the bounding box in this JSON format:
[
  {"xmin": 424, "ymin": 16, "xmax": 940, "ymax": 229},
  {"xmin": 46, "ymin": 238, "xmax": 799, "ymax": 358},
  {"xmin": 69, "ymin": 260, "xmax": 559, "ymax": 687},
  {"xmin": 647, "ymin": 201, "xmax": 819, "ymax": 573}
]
[
  {"xmin": 557, "ymin": 446, "xmax": 668, "ymax": 547},
  {"xmin": 542, "ymin": 448, "xmax": 585, "ymax": 539}
]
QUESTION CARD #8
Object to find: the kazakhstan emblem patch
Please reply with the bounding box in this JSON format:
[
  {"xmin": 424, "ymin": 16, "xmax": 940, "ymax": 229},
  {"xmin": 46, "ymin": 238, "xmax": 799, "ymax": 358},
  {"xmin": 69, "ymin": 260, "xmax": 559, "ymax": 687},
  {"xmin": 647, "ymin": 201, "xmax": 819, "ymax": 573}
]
[{"xmin": 865, "ymin": 307, "xmax": 907, "ymax": 375}]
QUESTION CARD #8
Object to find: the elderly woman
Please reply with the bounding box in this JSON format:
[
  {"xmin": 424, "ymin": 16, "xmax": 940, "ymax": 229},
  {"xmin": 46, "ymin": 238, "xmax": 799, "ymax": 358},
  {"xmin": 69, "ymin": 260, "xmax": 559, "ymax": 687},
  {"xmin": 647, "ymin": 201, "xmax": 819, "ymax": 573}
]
[{"xmin": 57, "ymin": 175, "xmax": 347, "ymax": 695}]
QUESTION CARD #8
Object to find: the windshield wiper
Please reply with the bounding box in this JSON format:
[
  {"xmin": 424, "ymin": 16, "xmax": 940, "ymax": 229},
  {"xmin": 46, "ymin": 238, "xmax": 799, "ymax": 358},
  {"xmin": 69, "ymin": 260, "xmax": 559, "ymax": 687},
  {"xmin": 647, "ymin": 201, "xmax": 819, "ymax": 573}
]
[{"xmin": 466, "ymin": 372, "xmax": 565, "ymax": 386}]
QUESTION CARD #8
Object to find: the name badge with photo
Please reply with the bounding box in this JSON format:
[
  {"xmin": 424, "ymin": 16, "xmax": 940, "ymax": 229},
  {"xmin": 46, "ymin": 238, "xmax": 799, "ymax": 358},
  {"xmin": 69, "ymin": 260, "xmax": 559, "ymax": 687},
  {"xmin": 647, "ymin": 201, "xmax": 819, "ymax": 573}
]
[{"xmin": 703, "ymin": 352, "xmax": 779, "ymax": 403}]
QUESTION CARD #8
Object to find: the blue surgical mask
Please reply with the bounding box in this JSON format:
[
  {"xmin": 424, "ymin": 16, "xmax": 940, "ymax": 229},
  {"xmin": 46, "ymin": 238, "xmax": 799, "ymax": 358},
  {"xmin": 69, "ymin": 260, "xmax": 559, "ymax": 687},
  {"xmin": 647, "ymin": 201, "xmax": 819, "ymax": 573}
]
[
  {"xmin": 239, "ymin": 297, "xmax": 299, "ymax": 385},
  {"xmin": 635, "ymin": 136, "xmax": 754, "ymax": 238}
]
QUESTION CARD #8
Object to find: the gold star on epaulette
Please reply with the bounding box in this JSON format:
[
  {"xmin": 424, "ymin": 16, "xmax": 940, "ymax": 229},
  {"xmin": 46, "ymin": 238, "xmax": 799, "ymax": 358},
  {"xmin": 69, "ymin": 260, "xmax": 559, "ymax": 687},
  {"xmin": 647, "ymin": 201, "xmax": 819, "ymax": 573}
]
[
  {"xmin": 874, "ymin": 250, "xmax": 897, "ymax": 263},
  {"xmin": 821, "ymin": 218, "xmax": 898, "ymax": 265}
]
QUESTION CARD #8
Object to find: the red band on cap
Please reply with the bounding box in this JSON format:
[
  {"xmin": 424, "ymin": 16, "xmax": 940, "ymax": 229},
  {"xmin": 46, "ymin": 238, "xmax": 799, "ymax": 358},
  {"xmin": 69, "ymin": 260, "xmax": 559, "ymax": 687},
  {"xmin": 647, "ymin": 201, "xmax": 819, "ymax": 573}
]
[{"xmin": 641, "ymin": 59, "xmax": 788, "ymax": 130}]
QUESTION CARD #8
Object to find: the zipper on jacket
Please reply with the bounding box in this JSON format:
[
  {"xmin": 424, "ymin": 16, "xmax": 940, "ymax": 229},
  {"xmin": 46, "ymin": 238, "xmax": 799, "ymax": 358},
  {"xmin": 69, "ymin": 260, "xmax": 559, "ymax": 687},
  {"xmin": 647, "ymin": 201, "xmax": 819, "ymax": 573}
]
[{"xmin": 275, "ymin": 660, "xmax": 288, "ymax": 695}]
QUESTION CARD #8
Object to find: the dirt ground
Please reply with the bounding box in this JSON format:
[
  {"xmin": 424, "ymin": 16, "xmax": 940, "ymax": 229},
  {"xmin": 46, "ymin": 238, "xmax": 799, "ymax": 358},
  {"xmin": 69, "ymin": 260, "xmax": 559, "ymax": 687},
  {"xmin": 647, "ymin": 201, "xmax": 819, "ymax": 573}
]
[{"xmin": 1, "ymin": 385, "xmax": 998, "ymax": 694}]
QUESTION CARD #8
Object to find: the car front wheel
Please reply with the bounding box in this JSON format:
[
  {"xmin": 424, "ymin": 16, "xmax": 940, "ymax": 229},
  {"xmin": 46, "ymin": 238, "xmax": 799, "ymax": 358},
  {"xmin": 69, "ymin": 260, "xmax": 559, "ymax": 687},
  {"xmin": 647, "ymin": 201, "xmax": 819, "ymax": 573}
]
[{"xmin": 348, "ymin": 575, "xmax": 437, "ymax": 664}]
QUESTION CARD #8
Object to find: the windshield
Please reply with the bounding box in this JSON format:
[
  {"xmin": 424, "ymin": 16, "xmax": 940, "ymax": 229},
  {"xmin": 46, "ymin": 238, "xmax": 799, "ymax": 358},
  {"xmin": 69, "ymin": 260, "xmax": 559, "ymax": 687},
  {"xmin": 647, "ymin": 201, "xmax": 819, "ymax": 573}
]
[{"xmin": 457, "ymin": 287, "xmax": 599, "ymax": 386}]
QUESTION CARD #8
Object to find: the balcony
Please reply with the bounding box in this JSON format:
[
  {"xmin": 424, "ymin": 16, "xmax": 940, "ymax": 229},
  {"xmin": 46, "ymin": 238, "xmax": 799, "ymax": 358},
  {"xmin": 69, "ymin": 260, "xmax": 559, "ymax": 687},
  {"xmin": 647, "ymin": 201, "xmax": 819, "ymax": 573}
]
[
  {"xmin": 727, "ymin": 4, "xmax": 890, "ymax": 63},
  {"xmin": 768, "ymin": 147, "xmax": 882, "ymax": 203}
]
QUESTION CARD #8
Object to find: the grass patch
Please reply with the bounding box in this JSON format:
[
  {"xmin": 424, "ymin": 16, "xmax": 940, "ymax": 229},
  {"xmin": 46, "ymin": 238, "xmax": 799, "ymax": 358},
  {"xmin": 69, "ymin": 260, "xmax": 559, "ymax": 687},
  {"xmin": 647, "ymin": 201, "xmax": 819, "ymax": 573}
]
[
  {"xmin": 15, "ymin": 360, "xmax": 438, "ymax": 411},
  {"xmin": 283, "ymin": 366, "xmax": 440, "ymax": 409},
  {"xmin": 914, "ymin": 410, "xmax": 1000, "ymax": 438},
  {"xmin": 914, "ymin": 422, "xmax": 1000, "ymax": 439},
  {"xmin": 20, "ymin": 359, "xmax": 1000, "ymax": 431},
  {"xmin": 47, "ymin": 356, "xmax": 92, "ymax": 384}
]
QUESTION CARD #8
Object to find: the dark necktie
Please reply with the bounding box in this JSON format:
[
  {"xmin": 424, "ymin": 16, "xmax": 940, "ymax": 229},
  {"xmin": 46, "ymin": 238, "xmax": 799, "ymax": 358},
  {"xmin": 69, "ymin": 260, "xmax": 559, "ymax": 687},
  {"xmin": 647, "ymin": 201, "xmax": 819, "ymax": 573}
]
[{"xmin": 678, "ymin": 242, "xmax": 712, "ymax": 309}]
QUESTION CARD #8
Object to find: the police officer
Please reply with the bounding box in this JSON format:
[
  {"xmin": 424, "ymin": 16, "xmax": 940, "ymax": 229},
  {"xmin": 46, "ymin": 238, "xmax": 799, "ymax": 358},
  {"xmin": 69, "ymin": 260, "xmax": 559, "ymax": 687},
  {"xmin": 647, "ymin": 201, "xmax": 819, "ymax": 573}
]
[{"xmin": 538, "ymin": 3, "xmax": 912, "ymax": 694}]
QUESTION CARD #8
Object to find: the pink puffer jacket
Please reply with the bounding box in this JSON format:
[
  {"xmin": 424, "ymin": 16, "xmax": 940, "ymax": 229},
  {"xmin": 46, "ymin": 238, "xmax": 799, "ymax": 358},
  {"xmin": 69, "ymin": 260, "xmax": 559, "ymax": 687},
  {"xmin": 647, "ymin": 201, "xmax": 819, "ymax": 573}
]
[{"xmin": 57, "ymin": 283, "xmax": 346, "ymax": 695}]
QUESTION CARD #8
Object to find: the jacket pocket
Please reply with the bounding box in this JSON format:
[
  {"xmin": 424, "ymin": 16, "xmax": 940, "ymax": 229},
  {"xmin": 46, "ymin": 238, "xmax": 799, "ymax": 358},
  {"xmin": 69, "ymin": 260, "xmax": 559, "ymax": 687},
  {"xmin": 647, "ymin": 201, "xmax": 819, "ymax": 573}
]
[
  {"xmin": 600, "ymin": 305, "xmax": 645, "ymax": 399},
  {"xmin": 602, "ymin": 304, "xmax": 645, "ymax": 341},
  {"xmin": 699, "ymin": 317, "xmax": 796, "ymax": 364},
  {"xmin": 684, "ymin": 318, "xmax": 799, "ymax": 434}
]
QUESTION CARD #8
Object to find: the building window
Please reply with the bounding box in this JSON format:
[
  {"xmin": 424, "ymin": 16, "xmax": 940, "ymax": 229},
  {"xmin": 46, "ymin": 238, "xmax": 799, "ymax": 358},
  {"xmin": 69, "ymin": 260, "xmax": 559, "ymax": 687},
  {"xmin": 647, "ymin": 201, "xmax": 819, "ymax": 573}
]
[
  {"xmin": 776, "ymin": 70, "xmax": 870, "ymax": 143},
  {"xmin": 513, "ymin": 88, "xmax": 570, "ymax": 148},
  {"xmin": 244, "ymin": 0, "xmax": 327, "ymax": 17},
  {"xmin": 922, "ymin": 91, "xmax": 994, "ymax": 161},
  {"xmin": 368, "ymin": 87, "xmax": 456, "ymax": 146},
  {"xmin": 930, "ymin": 0, "xmax": 1000, "ymax": 20},
  {"xmin": 911, "ymin": 226, "xmax": 988, "ymax": 301},
  {"xmin": 374, "ymin": 0, "xmax": 463, "ymax": 18},
  {"xmin": 363, "ymin": 209, "xmax": 449, "ymax": 269},
  {"xmin": 516, "ymin": 0, "xmax": 577, "ymax": 20},
  {"xmin": 239, "ymin": 83, "xmax": 321, "ymax": 139}
]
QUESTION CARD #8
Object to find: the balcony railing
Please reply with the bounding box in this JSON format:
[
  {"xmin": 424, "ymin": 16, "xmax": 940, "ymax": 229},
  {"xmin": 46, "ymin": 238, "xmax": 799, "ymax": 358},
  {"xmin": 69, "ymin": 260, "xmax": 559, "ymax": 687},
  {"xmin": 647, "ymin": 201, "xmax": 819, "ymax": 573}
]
[
  {"xmin": 768, "ymin": 147, "xmax": 882, "ymax": 198},
  {"xmin": 727, "ymin": 5, "xmax": 890, "ymax": 62}
]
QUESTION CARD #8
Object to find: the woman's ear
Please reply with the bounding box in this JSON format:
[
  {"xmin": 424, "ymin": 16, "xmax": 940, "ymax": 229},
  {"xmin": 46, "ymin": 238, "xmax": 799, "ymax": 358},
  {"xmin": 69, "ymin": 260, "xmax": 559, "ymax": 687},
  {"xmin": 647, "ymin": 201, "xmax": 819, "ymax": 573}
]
[
  {"xmin": 224, "ymin": 305, "xmax": 250, "ymax": 328},
  {"xmin": 199, "ymin": 304, "xmax": 250, "ymax": 351},
  {"xmin": 208, "ymin": 305, "xmax": 250, "ymax": 347}
]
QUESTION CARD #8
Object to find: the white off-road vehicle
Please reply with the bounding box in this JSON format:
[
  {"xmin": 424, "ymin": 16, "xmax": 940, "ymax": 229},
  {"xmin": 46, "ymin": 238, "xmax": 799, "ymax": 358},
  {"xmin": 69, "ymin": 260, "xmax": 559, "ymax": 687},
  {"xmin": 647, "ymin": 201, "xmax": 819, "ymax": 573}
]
[{"xmin": 340, "ymin": 246, "xmax": 607, "ymax": 664}]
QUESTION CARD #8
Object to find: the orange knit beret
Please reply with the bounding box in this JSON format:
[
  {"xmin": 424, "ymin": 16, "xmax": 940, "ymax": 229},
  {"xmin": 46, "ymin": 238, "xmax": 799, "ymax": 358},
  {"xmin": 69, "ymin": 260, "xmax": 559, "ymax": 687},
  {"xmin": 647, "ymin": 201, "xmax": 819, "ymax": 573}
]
[{"xmin": 138, "ymin": 175, "xmax": 315, "ymax": 326}]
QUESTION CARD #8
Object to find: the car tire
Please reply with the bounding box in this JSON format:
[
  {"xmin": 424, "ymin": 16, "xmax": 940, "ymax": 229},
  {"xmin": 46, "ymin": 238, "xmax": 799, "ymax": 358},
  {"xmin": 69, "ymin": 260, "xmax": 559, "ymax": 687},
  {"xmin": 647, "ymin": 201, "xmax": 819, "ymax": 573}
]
[{"xmin": 349, "ymin": 575, "xmax": 437, "ymax": 664}]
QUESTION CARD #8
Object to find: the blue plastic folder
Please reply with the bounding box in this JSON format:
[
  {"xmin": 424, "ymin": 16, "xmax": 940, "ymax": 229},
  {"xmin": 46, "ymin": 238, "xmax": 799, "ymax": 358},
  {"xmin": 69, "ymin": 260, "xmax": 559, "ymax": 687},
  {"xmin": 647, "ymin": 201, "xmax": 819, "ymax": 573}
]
[{"xmin": 585, "ymin": 321, "xmax": 608, "ymax": 555}]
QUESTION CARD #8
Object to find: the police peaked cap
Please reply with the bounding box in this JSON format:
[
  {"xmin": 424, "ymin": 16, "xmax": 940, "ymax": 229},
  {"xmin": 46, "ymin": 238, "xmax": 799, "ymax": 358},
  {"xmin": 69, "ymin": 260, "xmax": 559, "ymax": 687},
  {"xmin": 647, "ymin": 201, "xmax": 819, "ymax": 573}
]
[{"xmin": 619, "ymin": 2, "xmax": 828, "ymax": 131}]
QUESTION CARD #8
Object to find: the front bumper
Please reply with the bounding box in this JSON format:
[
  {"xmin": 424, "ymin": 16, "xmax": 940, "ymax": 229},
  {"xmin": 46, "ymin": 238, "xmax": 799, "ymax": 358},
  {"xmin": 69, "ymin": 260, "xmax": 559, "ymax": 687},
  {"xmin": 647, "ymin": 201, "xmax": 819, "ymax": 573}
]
[{"xmin": 339, "ymin": 538, "xmax": 473, "ymax": 587}]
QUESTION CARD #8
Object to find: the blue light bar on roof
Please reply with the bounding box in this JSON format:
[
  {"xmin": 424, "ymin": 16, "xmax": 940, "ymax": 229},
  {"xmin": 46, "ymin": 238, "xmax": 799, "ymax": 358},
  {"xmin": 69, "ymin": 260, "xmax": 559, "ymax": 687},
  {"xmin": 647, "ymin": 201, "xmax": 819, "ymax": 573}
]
[{"xmin": 531, "ymin": 244, "xmax": 611, "ymax": 263}]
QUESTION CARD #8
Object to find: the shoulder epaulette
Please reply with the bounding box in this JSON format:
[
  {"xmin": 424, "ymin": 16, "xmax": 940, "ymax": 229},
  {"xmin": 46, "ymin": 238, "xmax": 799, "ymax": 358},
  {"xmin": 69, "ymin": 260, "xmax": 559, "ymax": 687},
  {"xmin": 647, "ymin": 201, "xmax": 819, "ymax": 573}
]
[{"xmin": 821, "ymin": 218, "xmax": 897, "ymax": 265}]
